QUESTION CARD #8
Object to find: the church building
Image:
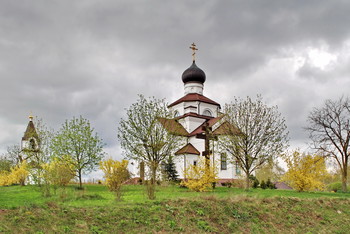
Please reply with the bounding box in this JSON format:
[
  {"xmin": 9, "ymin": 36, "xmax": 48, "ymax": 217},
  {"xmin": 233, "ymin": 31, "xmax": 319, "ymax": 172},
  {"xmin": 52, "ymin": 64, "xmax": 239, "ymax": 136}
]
[
  {"xmin": 166, "ymin": 44, "xmax": 242, "ymax": 183},
  {"xmin": 21, "ymin": 115, "xmax": 39, "ymax": 153},
  {"xmin": 131, "ymin": 44, "xmax": 242, "ymax": 184}
]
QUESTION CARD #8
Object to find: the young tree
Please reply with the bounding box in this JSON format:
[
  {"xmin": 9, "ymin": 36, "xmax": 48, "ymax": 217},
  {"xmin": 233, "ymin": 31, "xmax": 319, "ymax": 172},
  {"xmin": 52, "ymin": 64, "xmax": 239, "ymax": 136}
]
[
  {"xmin": 3, "ymin": 144, "xmax": 21, "ymax": 165},
  {"xmin": 0, "ymin": 156, "xmax": 14, "ymax": 172},
  {"xmin": 51, "ymin": 116, "xmax": 105, "ymax": 189},
  {"xmin": 283, "ymin": 151, "xmax": 329, "ymax": 192},
  {"xmin": 220, "ymin": 95, "xmax": 289, "ymax": 189},
  {"xmin": 41, "ymin": 156, "xmax": 75, "ymax": 196},
  {"xmin": 42, "ymin": 156, "xmax": 75, "ymax": 187},
  {"xmin": 100, "ymin": 159, "xmax": 130, "ymax": 200},
  {"xmin": 181, "ymin": 158, "xmax": 218, "ymax": 192},
  {"xmin": 255, "ymin": 160, "xmax": 285, "ymax": 183},
  {"xmin": 162, "ymin": 156, "xmax": 179, "ymax": 182},
  {"xmin": 306, "ymin": 96, "xmax": 350, "ymax": 192},
  {"xmin": 118, "ymin": 95, "xmax": 183, "ymax": 199}
]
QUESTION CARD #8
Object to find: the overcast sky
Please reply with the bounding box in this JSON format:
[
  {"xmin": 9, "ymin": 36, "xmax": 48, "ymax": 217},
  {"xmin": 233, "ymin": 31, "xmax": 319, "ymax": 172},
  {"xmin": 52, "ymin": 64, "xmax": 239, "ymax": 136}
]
[{"xmin": 1, "ymin": 1, "xmax": 350, "ymax": 168}]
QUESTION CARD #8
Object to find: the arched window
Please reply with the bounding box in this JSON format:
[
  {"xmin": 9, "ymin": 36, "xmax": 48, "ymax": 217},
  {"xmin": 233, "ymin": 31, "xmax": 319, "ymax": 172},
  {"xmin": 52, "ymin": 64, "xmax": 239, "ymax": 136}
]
[
  {"xmin": 29, "ymin": 138, "xmax": 36, "ymax": 150},
  {"xmin": 203, "ymin": 109, "xmax": 212, "ymax": 117}
]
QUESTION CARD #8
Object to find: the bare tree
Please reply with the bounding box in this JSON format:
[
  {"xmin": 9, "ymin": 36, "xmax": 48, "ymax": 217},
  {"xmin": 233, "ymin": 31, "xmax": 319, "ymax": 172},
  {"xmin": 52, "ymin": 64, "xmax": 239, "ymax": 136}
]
[
  {"xmin": 118, "ymin": 95, "xmax": 184, "ymax": 199},
  {"xmin": 220, "ymin": 95, "xmax": 289, "ymax": 189},
  {"xmin": 306, "ymin": 96, "xmax": 350, "ymax": 192},
  {"xmin": 2, "ymin": 144, "xmax": 21, "ymax": 165}
]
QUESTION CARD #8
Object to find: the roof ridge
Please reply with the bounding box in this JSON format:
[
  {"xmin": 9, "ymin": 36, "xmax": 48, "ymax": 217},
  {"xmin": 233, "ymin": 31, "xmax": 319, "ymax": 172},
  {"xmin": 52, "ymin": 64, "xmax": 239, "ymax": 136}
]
[{"xmin": 168, "ymin": 93, "xmax": 220, "ymax": 108}]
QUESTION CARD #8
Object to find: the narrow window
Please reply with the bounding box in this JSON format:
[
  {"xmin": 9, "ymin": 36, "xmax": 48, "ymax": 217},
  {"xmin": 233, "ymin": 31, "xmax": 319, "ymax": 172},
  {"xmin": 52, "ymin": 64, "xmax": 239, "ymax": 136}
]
[
  {"xmin": 221, "ymin": 153, "xmax": 227, "ymax": 170},
  {"xmin": 193, "ymin": 160, "xmax": 197, "ymax": 166}
]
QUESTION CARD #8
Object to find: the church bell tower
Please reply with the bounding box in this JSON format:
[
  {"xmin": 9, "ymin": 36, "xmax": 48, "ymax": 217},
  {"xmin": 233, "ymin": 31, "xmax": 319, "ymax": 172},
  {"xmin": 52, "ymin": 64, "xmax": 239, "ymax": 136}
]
[{"xmin": 21, "ymin": 114, "xmax": 39, "ymax": 153}]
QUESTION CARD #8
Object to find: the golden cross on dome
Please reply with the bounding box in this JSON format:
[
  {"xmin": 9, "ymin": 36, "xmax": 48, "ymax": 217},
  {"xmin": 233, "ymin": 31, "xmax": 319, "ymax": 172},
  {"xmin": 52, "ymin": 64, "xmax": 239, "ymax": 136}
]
[
  {"xmin": 189, "ymin": 43, "xmax": 198, "ymax": 61},
  {"xmin": 29, "ymin": 111, "xmax": 33, "ymax": 121}
]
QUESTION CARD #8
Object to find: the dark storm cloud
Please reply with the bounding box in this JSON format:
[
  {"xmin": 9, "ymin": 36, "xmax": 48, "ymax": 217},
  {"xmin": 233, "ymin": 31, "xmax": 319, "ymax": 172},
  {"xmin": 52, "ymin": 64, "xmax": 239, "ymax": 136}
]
[{"xmin": 1, "ymin": 0, "xmax": 350, "ymax": 158}]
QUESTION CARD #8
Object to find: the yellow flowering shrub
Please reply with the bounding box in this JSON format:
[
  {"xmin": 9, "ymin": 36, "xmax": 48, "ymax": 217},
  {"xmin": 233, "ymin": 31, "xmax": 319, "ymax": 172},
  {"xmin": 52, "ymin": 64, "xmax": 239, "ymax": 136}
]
[
  {"xmin": 283, "ymin": 151, "xmax": 329, "ymax": 192},
  {"xmin": 0, "ymin": 171, "xmax": 10, "ymax": 186},
  {"xmin": 181, "ymin": 158, "xmax": 218, "ymax": 192},
  {"xmin": 0, "ymin": 161, "xmax": 29, "ymax": 186},
  {"xmin": 100, "ymin": 159, "xmax": 130, "ymax": 200}
]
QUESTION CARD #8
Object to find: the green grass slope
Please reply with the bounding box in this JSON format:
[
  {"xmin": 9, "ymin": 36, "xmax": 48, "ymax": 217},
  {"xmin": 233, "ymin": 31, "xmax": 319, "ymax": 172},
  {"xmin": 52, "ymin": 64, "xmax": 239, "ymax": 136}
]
[
  {"xmin": 1, "ymin": 196, "xmax": 350, "ymax": 233},
  {"xmin": 1, "ymin": 185, "xmax": 350, "ymax": 233}
]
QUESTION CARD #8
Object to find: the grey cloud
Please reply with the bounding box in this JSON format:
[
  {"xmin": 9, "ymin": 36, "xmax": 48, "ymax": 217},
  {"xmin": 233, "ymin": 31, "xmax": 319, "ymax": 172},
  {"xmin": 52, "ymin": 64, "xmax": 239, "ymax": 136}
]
[{"xmin": 1, "ymin": 0, "xmax": 350, "ymax": 156}]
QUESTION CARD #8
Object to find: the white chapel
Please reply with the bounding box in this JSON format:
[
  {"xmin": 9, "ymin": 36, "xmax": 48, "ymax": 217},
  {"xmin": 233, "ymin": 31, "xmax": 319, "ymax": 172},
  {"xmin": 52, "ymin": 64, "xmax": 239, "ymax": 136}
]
[{"xmin": 132, "ymin": 44, "xmax": 243, "ymax": 184}]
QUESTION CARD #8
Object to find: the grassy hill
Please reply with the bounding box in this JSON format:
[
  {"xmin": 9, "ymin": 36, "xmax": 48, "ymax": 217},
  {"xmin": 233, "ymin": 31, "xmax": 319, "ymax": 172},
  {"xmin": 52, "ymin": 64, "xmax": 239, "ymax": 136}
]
[{"xmin": 1, "ymin": 185, "xmax": 350, "ymax": 233}]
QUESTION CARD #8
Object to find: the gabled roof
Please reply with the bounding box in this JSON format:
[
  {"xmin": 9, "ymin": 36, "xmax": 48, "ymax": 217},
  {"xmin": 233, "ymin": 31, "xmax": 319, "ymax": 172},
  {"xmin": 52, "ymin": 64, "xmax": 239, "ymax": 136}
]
[
  {"xmin": 22, "ymin": 120, "xmax": 39, "ymax": 141},
  {"xmin": 175, "ymin": 143, "xmax": 200, "ymax": 155},
  {"xmin": 157, "ymin": 117, "xmax": 189, "ymax": 136},
  {"xmin": 168, "ymin": 93, "xmax": 221, "ymax": 108},
  {"xmin": 188, "ymin": 115, "xmax": 242, "ymax": 137},
  {"xmin": 188, "ymin": 115, "xmax": 224, "ymax": 137},
  {"xmin": 212, "ymin": 121, "xmax": 242, "ymax": 136}
]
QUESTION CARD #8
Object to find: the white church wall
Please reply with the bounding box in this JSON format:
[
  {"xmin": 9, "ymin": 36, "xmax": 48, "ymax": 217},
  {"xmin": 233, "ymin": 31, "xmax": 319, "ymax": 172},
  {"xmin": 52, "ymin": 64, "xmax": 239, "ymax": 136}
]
[
  {"xmin": 184, "ymin": 82, "xmax": 204, "ymax": 95},
  {"xmin": 185, "ymin": 116, "xmax": 205, "ymax": 133},
  {"xmin": 173, "ymin": 154, "xmax": 200, "ymax": 178},
  {"xmin": 173, "ymin": 153, "xmax": 242, "ymax": 181},
  {"xmin": 169, "ymin": 103, "xmax": 185, "ymax": 117}
]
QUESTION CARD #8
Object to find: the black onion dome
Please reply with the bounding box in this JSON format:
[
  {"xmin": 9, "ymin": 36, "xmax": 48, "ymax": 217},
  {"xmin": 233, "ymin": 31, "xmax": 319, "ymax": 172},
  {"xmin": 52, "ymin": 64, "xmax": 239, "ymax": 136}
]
[{"xmin": 182, "ymin": 61, "xmax": 206, "ymax": 83}]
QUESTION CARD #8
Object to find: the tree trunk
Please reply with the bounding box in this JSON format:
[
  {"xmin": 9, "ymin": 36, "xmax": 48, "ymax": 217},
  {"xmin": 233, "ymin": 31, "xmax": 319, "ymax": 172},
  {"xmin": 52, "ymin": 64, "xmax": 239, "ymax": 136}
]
[
  {"xmin": 245, "ymin": 171, "xmax": 250, "ymax": 190},
  {"xmin": 147, "ymin": 161, "xmax": 158, "ymax": 200},
  {"xmin": 78, "ymin": 170, "xmax": 83, "ymax": 189},
  {"xmin": 140, "ymin": 161, "xmax": 145, "ymax": 184},
  {"xmin": 342, "ymin": 166, "xmax": 348, "ymax": 192}
]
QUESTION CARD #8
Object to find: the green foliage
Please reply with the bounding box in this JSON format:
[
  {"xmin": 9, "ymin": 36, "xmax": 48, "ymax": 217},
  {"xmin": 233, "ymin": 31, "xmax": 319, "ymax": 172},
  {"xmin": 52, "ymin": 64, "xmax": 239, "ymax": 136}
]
[
  {"xmin": 252, "ymin": 178, "xmax": 259, "ymax": 189},
  {"xmin": 51, "ymin": 116, "xmax": 105, "ymax": 188},
  {"xmin": 260, "ymin": 180, "xmax": 267, "ymax": 189},
  {"xmin": 1, "ymin": 184, "xmax": 350, "ymax": 210},
  {"xmin": 118, "ymin": 95, "xmax": 183, "ymax": 199},
  {"xmin": 162, "ymin": 157, "xmax": 178, "ymax": 182},
  {"xmin": 0, "ymin": 188, "xmax": 350, "ymax": 233},
  {"xmin": 255, "ymin": 160, "xmax": 285, "ymax": 182},
  {"xmin": 0, "ymin": 157, "xmax": 14, "ymax": 172},
  {"xmin": 266, "ymin": 178, "xmax": 275, "ymax": 189},
  {"xmin": 41, "ymin": 156, "xmax": 75, "ymax": 193},
  {"xmin": 327, "ymin": 182, "xmax": 343, "ymax": 192}
]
